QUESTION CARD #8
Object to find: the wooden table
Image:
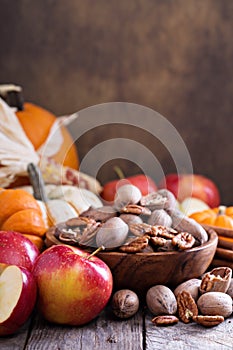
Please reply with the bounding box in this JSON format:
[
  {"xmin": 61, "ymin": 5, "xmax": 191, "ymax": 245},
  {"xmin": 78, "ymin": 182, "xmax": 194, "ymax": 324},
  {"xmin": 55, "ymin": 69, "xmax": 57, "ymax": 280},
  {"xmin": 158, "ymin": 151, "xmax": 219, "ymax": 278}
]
[{"xmin": 1, "ymin": 305, "xmax": 233, "ymax": 350}]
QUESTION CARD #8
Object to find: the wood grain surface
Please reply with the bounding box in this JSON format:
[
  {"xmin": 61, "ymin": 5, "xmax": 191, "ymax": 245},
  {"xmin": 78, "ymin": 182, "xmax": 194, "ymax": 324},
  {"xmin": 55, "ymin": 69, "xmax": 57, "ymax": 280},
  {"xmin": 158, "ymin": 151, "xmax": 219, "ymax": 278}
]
[
  {"xmin": 25, "ymin": 306, "xmax": 143, "ymax": 350},
  {"xmin": 0, "ymin": 318, "xmax": 31, "ymax": 350},
  {"xmin": 145, "ymin": 311, "xmax": 233, "ymax": 350},
  {"xmin": 1, "ymin": 306, "xmax": 233, "ymax": 350}
]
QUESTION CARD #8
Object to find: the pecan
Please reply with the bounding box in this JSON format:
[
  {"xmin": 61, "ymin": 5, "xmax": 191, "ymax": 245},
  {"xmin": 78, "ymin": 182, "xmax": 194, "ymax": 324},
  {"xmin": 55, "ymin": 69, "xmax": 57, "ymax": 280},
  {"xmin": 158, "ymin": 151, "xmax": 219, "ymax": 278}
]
[
  {"xmin": 150, "ymin": 236, "xmax": 167, "ymax": 247},
  {"xmin": 119, "ymin": 235, "xmax": 149, "ymax": 253},
  {"xmin": 152, "ymin": 225, "xmax": 177, "ymax": 239},
  {"xmin": 200, "ymin": 267, "xmax": 232, "ymax": 294},
  {"xmin": 120, "ymin": 204, "xmax": 151, "ymax": 216},
  {"xmin": 140, "ymin": 192, "xmax": 167, "ymax": 209},
  {"xmin": 193, "ymin": 315, "xmax": 224, "ymax": 327},
  {"xmin": 80, "ymin": 206, "xmax": 117, "ymax": 222},
  {"xmin": 129, "ymin": 222, "xmax": 153, "ymax": 236},
  {"xmin": 177, "ymin": 291, "xmax": 198, "ymax": 323},
  {"xmin": 172, "ymin": 232, "xmax": 195, "ymax": 250},
  {"xmin": 152, "ymin": 315, "xmax": 179, "ymax": 326}
]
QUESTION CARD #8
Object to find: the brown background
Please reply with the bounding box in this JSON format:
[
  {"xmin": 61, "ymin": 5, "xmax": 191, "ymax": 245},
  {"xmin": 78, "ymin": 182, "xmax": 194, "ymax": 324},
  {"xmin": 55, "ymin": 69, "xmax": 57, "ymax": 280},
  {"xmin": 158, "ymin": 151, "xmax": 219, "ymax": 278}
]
[{"xmin": 0, "ymin": 0, "xmax": 233, "ymax": 204}]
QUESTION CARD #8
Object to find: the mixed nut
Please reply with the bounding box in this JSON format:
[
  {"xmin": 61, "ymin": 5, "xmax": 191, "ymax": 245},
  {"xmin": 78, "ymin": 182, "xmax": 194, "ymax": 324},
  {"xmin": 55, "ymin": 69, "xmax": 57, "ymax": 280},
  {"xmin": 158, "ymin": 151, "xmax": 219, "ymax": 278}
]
[{"xmin": 47, "ymin": 185, "xmax": 209, "ymax": 252}]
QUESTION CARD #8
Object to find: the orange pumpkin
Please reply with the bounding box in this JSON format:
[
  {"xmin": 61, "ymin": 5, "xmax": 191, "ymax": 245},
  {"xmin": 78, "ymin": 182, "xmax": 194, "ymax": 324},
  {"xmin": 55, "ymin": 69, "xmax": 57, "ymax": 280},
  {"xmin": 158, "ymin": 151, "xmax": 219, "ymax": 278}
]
[
  {"xmin": 23, "ymin": 233, "xmax": 44, "ymax": 251},
  {"xmin": 190, "ymin": 206, "xmax": 233, "ymax": 229},
  {"xmin": 0, "ymin": 188, "xmax": 47, "ymax": 250},
  {"xmin": 16, "ymin": 102, "xmax": 79, "ymax": 169}
]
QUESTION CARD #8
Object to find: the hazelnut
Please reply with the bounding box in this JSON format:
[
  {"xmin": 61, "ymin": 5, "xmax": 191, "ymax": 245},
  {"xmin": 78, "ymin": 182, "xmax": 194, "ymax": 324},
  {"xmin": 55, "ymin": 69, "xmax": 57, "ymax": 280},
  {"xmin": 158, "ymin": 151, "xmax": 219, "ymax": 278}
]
[{"xmin": 111, "ymin": 289, "xmax": 139, "ymax": 318}]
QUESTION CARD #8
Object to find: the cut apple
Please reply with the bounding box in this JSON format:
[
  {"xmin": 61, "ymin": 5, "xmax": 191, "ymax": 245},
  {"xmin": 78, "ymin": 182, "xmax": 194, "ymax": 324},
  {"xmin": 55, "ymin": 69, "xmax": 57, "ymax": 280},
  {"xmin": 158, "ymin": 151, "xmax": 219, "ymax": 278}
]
[
  {"xmin": 0, "ymin": 266, "xmax": 23, "ymax": 322},
  {"xmin": 180, "ymin": 197, "xmax": 210, "ymax": 216},
  {"xmin": 0, "ymin": 264, "xmax": 37, "ymax": 336}
]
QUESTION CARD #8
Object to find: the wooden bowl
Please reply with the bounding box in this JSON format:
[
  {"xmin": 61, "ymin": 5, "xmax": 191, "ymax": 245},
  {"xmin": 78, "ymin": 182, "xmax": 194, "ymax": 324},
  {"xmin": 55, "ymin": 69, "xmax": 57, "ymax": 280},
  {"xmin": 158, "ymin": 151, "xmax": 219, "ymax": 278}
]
[
  {"xmin": 46, "ymin": 228, "xmax": 218, "ymax": 296},
  {"xmin": 98, "ymin": 228, "xmax": 218, "ymax": 296}
]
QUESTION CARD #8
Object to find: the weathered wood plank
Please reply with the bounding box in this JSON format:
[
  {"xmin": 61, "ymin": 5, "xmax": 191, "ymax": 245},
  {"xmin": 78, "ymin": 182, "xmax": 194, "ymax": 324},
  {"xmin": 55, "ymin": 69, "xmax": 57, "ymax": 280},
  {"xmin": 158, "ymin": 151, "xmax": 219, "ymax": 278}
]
[
  {"xmin": 25, "ymin": 305, "xmax": 143, "ymax": 350},
  {"xmin": 0, "ymin": 318, "xmax": 31, "ymax": 350},
  {"xmin": 145, "ymin": 311, "xmax": 233, "ymax": 350}
]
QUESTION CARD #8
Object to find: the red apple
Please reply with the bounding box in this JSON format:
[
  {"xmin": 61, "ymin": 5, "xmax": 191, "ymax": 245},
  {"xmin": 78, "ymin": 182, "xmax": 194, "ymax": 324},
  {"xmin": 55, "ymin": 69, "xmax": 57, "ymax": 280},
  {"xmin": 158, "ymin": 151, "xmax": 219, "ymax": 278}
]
[
  {"xmin": 32, "ymin": 245, "xmax": 113, "ymax": 326},
  {"xmin": 0, "ymin": 263, "xmax": 37, "ymax": 336},
  {"xmin": 159, "ymin": 174, "xmax": 220, "ymax": 208},
  {"xmin": 101, "ymin": 174, "xmax": 157, "ymax": 202},
  {"xmin": 0, "ymin": 231, "xmax": 39, "ymax": 271}
]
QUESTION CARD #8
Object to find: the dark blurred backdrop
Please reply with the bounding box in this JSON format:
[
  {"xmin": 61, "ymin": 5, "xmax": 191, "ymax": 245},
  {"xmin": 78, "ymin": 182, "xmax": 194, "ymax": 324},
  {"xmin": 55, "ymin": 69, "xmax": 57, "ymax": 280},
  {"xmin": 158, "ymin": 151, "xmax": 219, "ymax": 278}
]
[{"xmin": 0, "ymin": 0, "xmax": 233, "ymax": 204}]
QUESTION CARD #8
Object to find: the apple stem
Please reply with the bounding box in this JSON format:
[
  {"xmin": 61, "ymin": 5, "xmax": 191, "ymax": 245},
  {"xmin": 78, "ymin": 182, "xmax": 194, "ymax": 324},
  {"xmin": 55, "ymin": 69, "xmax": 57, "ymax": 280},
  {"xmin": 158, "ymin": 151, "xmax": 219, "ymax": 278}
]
[
  {"xmin": 114, "ymin": 166, "xmax": 125, "ymax": 179},
  {"xmin": 87, "ymin": 246, "xmax": 105, "ymax": 259}
]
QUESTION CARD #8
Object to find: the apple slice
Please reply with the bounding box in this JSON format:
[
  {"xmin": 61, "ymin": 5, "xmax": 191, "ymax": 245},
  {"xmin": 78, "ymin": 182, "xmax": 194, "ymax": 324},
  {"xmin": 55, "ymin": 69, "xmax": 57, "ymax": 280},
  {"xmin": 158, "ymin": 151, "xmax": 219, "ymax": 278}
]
[{"xmin": 0, "ymin": 264, "xmax": 37, "ymax": 336}]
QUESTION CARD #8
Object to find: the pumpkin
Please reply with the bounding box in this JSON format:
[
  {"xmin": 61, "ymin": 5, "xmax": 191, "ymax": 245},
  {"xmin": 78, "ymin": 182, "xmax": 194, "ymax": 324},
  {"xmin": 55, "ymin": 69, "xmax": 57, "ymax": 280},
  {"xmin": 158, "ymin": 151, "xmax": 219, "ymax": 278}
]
[
  {"xmin": 0, "ymin": 188, "xmax": 47, "ymax": 250},
  {"xmin": 16, "ymin": 102, "xmax": 79, "ymax": 169},
  {"xmin": 190, "ymin": 206, "xmax": 233, "ymax": 229}
]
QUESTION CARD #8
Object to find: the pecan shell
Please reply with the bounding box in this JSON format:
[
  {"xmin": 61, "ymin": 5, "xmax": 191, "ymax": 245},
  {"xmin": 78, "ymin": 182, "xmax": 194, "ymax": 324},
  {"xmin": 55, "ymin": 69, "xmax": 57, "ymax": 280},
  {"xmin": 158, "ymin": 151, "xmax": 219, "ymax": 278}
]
[{"xmin": 200, "ymin": 267, "xmax": 232, "ymax": 294}]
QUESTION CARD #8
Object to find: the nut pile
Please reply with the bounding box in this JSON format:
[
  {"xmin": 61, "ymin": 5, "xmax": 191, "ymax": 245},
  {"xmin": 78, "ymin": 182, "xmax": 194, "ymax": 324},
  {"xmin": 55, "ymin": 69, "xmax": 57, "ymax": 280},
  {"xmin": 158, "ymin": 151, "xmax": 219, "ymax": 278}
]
[
  {"xmin": 110, "ymin": 266, "xmax": 233, "ymax": 328},
  {"xmin": 48, "ymin": 185, "xmax": 209, "ymax": 252},
  {"xmin": 146, "ymin": 266, "xmax": 233, "ymax": 327}
]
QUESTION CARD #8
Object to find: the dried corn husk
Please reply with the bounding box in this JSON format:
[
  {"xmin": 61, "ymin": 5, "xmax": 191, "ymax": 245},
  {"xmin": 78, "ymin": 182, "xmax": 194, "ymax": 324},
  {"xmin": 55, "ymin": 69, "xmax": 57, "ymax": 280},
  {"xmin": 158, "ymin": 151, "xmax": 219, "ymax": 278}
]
[{"xmin": 0, "ymin": 98, "xmax": 102, "ymax": 193}]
